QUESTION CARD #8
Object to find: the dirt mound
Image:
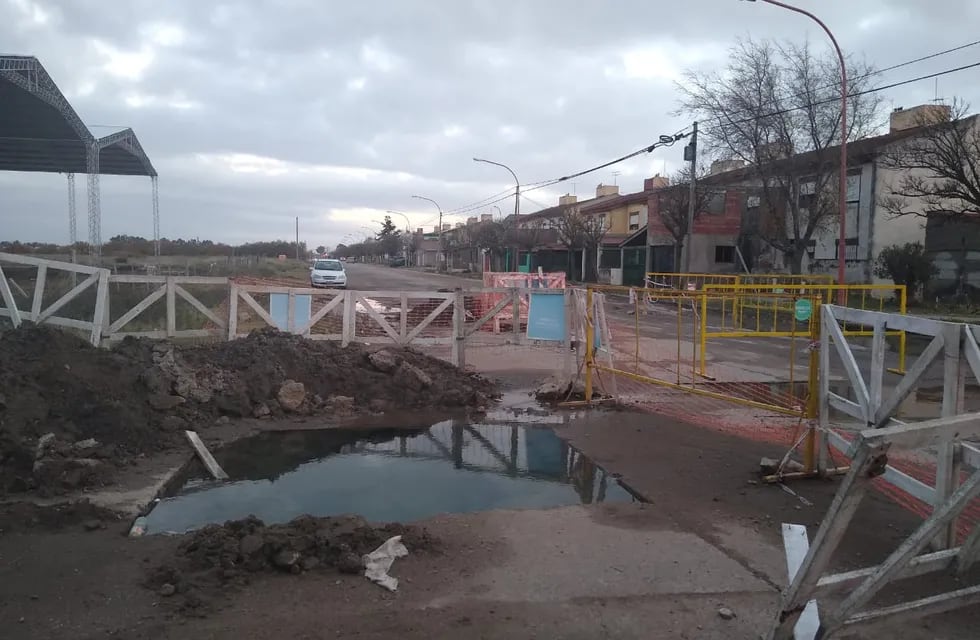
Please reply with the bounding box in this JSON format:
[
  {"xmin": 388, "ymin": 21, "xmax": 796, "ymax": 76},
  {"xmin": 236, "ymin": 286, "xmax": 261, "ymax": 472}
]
[
  {"xmin": 144, "ymin": 514, "xmax": 437, "ymax": 613},
  {"xmin": 0, "ymin": 325, "xmax": 496, "ymax": 495}
]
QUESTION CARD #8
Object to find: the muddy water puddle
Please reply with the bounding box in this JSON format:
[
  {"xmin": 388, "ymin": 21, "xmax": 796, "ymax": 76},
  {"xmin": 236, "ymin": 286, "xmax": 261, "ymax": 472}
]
[{"xmin": 145, "ymin": 421, "xmax": 637, "ymax": 534}]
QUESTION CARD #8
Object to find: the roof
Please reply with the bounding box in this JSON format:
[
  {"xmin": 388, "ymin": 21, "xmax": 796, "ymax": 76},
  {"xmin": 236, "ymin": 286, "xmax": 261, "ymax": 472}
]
[
  {"xmin": 580, "ymin": 190, "xmax": 649, "ymax": 213},
  {"xmin": 702, "ymin": 122, "xmax": 951, "ymax": 185},
  {"xmin": 0, "ymin": 56, "xmax": 156, "ymax": 176}
]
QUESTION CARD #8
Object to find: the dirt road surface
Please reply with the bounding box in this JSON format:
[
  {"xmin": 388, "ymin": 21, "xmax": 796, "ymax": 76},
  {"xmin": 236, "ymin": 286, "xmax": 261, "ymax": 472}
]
[{"xmin": 3, "ymin": 399, "xmax": 979, "ymax": 639}]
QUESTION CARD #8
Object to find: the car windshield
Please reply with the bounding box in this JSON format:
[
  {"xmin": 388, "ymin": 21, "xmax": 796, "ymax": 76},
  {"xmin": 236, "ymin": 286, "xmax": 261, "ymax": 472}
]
[{"xmin": 314, "ymin": 260, "xmax": 343, "ymax": 271}]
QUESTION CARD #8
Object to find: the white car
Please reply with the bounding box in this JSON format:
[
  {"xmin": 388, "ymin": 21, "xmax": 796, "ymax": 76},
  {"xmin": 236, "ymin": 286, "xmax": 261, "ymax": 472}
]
[{"xmin": 310, "ymin": 259, "xmax": 347, "ymax": 289}]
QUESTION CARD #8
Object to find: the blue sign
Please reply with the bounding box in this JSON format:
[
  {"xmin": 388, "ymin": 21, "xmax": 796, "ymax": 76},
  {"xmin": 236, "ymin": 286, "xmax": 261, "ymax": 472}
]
[
  {"xmin": 526, "ymin": 293, "xmax": 566, "ymax": 341},
  {"xmin": 270, "ymin": 293, "xmax": 312, "ymax": 331}
]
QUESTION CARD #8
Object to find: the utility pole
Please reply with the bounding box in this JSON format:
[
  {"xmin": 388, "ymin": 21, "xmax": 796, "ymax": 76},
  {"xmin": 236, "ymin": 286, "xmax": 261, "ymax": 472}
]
[
  {"xmin": 683, "ymin": 121, "xmax": 698, "ymax": 273},
  {"xmin": 295, "ymin": 216, "xmax": 300, "ymax": 260}
]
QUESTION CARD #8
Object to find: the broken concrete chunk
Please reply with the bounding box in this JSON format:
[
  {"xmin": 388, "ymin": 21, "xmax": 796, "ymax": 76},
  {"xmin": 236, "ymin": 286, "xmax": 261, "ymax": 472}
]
[
  {"xmin": 397, "ymin": 362, "xmax": 432, "ymax": 391},
  {"xmin": 252, "ymin": 403, "xmax": 271, "ymax": 418},
  {"xmin": 717, "ymin": 607, "xmax": 736, "ymax": 620},
  {"xmin": 277, "ymin": 380, "xmax": 307, "ymax": 413},
  {"xmin": 35, "ymin": 433, "xmax": 56, "ymax": 460},
  {"xmin": 368, "ymin": 350, "xmax": 401, "ymax": 373},
  {"xmin": 273, "ymin": 549, "xmax": 300, "ymax": 570}
]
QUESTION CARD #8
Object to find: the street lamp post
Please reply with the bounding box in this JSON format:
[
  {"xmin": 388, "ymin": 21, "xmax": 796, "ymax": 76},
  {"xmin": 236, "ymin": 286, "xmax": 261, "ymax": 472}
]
[
  {"xmin": 411, "ymin": 195, "xmax": 444, "ymax": 269},
  {"xmin": 474, "ymin": 158, "xmax": 520, "ymax": 270},
  {"xmin": 744, "ymin": 0, "xmax": 848, "ymax": 297}
]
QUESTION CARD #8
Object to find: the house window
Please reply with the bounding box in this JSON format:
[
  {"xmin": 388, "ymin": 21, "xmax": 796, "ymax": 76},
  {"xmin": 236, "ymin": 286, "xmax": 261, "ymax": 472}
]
[
  {"xmin": 598, "ymin": 213, "xmax": 607, "ymax": 229},
  {"xmin": 714, "ymin": 245, "xmax": 735, "ymax": 264},
  {"xmin": 628, "ymin": 211, "xmax": 640, "ymax": 231},
  {"xmin": 707, "ymin": 192, "xmax": 726, "ymax": 215}
]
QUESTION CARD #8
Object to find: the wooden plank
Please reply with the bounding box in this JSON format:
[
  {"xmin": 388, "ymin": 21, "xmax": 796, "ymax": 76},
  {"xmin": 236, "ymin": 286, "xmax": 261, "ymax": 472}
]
[
  {"xmin": 0, "ymin": 265, "xmax": 21, "ymax": 327},
  {"xmin": 38, "ymin": 316, "xmax": 94, "ymax": 331},
  {"xmin": 227, "ymin": 284, "xmax": 239, "ymax": 340},
  {"xmin": 357, "ymin": 336, "xmax": 450, "ymax": 346},
  {"xmin": 874, "ymin": 333, "xmax": 945, "ymax": 428},
  {"xmin": 465, "ymin": 295, "xmax": 513, "ymax": 337},
  {"xmin": 954, "ymin": 507, "xmax": 980, "ymax": 575},
  {"xmin": 165, "ymin": 277, "xmax": 176, "ymax": 337},
  {"xmin": 815, "ymin": 549, "xmax": 958, "ymax": 597},
  {"xmin": 184, "ymin": 430, "xmax": 229, "ymax": 480},
  {"xmin": 860, "ymin": 412, "xmax": 980, "ymax": 452},
  {"xmin": 768, "ymin": 443, "xmax": 882, "ymax": 639},
  {"xmin": 406, "ymin": 297, "xmax": 453, "ymax": 343},
  {"xmin": 962, "ymin": 442, "xmax": 980, "ymax": 471},
  {"xmin": 295, "ymin": 292, "xmax": 344, "ymax": 335},
  {"xmin": 818, "ymin": 307, "xmax": 832, "ymax": 474},
  {"xmin": 868, "ymin": 317, "xmax": 887, "ymax": 421},
  {"xmin": 109, "ymin": 275, "xmax": 168, "ymax": 284},
  {"xmin": 238, "ymin": 289, "xmax": 276, "ymax": 328},
  {"xmin": 30, "ymin": 264, "xmax": 47, "ymax": 318},
  {"xmin": 936, "ymin": 324, "xmax": 966, "ymax": 547},
  {"xmin": 399, "ymin": 293, "xmax": 408, "ymax": 340},
  {"xmin": 342, "ymin": 290, "xmax": 354, "ymax": 346},
  {"xmin": 823, "ymin": 309, "xmax": 871, "ymax": 420},
  {"xmin": 0, "ymin": 252, "xmax": 104, "ymax": 274},
  {"xmin": 174, "ymin": 284, "xmax": 226, "ymax": 329},
  {"xmin": 828, "ymin": 392, "xmax": 866, "ymax": 422},
  {"xmin": 781, "ymin": 524, "xmax": 820, "ymax": 640},
  {"xmin": 452, "ymin": 288, "xmax": 465, "ymax": 368},
  {"xmin": 828, "ymin": 305, "xmax": 950, "ymax": 337},
  {"xmin": 961, "ymin": 325, "xmax": 980, "ymax": 385},
  {"xmin": 831, "ymin": 469, "xmax": 980, "ymax": 625},
  {"xmin": 107, "ymin": 284, "xmax": 166, "ymax": 333},
  {"xmin": 171, "ymin": 276, "xmax": 229, "ymax": 285},
  {"xmin": 35, "ymin": 271, "xmax": 99, "ymax": 323},
  {"xmin": 89, "ymin": 271, "xmax": 109, "ymax": 346},
  {"xmin": 356, "ymin": 294, "xmax": 400, "ymax": 343},
  {"xmin": 840, "ymin": 585, "xmax": 980, "ymax": 635}
]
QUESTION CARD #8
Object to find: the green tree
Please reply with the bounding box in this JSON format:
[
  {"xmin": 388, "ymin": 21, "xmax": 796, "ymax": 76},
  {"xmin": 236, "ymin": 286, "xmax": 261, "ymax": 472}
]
[
  {"xmin": 376, "ymin": 216, "xmax": 402, "ymax": 258},
  {"xmin": 873, "ymin": 242, "xmax": 936, "ymax": 302}
]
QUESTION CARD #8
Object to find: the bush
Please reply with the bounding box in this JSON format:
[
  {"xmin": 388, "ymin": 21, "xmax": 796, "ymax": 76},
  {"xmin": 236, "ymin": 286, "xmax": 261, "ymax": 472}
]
[{"xmin": 873, "ymin": 242, "xmax": 936, "ymax": 301}]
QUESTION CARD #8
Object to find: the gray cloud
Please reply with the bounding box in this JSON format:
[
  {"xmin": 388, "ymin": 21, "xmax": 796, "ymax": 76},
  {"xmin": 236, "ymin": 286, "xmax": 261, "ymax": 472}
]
[{"xmin": 2, "ymin": 0, "xmax": 980, "ymax": 247}]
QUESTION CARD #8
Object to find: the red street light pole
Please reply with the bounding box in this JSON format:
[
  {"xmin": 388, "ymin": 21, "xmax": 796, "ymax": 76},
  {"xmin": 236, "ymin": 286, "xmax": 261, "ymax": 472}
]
[{"xmin": 744, "ymin": 0, "xmax": 848, "ymax": 300}]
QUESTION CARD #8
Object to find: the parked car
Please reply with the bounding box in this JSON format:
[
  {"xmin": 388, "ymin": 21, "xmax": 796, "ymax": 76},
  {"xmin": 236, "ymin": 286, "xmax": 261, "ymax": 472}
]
[
  {"xmin": 309, "ymin": 259, "xmax": 347, "ymax": 288},
  {"xmin": 388, "ymin": 256, "xmax": 406, "ymax": 268}
]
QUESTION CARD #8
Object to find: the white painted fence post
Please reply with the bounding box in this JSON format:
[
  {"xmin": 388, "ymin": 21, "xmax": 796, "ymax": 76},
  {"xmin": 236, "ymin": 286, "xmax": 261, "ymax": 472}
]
[
  {"xmin": 342, "ymin": 290, "xmax": 355, "ymax": 347},
  {"xmin": 227, "ymin": 283, "xmax": 239, "ymax": 340},
  {"xmin": 452, "ymin": 287, "xmax": 466, "ymax": 368}
]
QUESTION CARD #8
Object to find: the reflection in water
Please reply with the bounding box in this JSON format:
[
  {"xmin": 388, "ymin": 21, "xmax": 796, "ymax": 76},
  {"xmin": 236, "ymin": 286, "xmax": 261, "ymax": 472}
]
[{"xmin": 146, "ymin": 422, "xmax": 636, "ymax": 534}]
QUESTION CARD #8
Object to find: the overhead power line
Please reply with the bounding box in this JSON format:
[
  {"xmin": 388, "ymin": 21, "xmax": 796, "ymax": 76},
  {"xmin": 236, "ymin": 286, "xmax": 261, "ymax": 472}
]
[{"xmin": 442, "ymin": 56, "xmax": 980, "ymax": 218}]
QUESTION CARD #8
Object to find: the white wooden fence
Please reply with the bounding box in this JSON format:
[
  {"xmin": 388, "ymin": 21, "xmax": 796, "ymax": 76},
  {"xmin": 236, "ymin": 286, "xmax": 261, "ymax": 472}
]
[{"xmin": 1, "ymin": 254, "xmax": 572, "ymax": 369}]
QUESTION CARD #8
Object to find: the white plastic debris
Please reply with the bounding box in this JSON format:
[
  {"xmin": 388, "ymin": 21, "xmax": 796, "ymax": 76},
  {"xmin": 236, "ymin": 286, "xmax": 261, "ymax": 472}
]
[{"xmin": 362, "ymin": 535, "xmax": 408, "ymax": 592}]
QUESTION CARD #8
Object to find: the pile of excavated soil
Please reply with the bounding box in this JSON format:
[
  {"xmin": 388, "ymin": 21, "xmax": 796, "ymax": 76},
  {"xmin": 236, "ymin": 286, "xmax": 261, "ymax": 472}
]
[
  {"xmin": 145, "ymin": 514, "xmax": 437, "ymax": 613},
  {"xmin": 0, "ymin": 325, "xmax": 496, "ymax": 495}
]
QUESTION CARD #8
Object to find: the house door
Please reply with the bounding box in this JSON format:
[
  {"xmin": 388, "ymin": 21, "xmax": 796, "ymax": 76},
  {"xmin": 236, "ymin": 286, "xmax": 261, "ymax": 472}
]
[
  {"xmin": 650, "ymin": 245, "xmax": 675, "ymax": 273},
  {"xmin": 622, "ymin": 248, "xmax": 646, "ymax": 286}
]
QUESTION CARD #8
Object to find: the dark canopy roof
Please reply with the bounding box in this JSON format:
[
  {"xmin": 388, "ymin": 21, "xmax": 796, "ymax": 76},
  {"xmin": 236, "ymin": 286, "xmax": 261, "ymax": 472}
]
[{"xmin": 0, "ymin": 56, "xmax": 156, "ymax": 177}]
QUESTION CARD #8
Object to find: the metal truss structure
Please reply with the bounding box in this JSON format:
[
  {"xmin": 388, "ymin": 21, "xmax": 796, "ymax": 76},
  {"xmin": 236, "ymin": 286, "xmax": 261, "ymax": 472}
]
[{"xmin": 0, "ymin": 56, "xmax": 158, "ymax": 256}]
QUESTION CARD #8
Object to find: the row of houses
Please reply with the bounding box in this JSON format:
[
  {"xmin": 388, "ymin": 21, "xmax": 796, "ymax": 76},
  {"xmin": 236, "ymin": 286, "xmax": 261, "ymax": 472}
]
[{"xmin": 408, "ymin": 104, "xmax": 978, "ymax": 292}]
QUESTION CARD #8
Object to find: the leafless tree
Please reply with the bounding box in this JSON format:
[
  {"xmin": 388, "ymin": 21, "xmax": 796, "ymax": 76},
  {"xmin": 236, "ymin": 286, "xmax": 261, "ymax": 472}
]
[
  {"xmin": 677, "ymin": 38, "xmax": 882, "ymax": 273},
  {"xmin": 554, "ymin": 206, "xmax": 608, "ymax": 282},
  {"xmin": 879, "ymin": 99, "xmax": 980, "ymax": 220},
  {"xmin": 653, "ymin": 167, "xmax": 714, "ymax": 268}
]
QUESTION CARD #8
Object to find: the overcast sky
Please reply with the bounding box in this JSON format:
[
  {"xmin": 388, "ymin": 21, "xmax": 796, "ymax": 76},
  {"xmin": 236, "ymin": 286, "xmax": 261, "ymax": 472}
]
[{"xmin": 2, "ymin": 0, "xmax": 979, "ymax": 249}]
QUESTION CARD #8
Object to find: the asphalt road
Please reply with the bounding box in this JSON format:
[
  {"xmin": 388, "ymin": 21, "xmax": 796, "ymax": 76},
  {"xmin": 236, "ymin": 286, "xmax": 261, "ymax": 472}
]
[{"xmin": 343, "ymin": 262, "xmax": 479, "ymax": 291}]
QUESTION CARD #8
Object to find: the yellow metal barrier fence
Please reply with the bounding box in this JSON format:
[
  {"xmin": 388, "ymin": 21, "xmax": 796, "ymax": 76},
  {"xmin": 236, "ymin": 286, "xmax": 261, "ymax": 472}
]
[
  {"xmin": 584, "ymin": 285, "xmax": 821, "ymax": 421},
  {"xmin": 701, "ymin": 283, "xmax": 907, "ymax": 375}
]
